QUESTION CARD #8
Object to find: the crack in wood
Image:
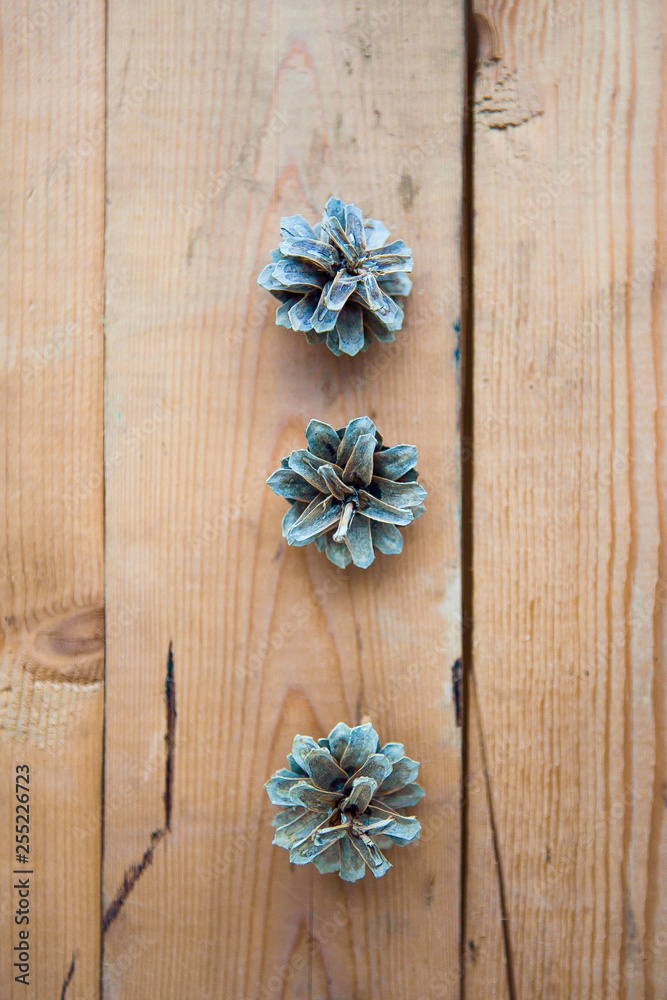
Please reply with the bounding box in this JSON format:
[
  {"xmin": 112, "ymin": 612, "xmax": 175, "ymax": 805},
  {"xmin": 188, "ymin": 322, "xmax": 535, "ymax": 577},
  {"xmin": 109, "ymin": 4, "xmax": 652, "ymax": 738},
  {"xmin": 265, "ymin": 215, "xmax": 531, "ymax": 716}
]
[
  {"xmin": 102, "ymin": 643, "xmax": 176, "ymax": 934},
  {"xmin": 102, "ymin": 829, "xmax": 166, "ymax": 933},
  {"xmin": 460, "ymin": 2, "xmax": 476, "ymax": 991},
  {"xmin": 164, "ymin": 640, "xmax": 176, "ymax": 830},
  {"xmin": 60, "ymin": 952, "xmax": 75, "ymax": 999},
  {"xmin": 452, "ymin": 658, "xmax": 463, "ymax": 727},
  {"xmin": 461, "ymin": 8, "xmax": 520, "ymax": 994}
]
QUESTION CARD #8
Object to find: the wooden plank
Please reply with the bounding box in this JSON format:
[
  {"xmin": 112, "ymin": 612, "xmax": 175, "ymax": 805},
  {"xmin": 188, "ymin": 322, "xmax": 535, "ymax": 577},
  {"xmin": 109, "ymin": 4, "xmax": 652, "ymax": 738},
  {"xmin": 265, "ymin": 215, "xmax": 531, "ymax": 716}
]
[
  {"xmin": 0, "ymin": 2, "xmax": 106, "ymax": 998},
  {"xmin": 467, "ymin": 1, "xmax": 667, "ymax": 997},
  {"xmin": 102, "ymin": 1, "xmax": 463, "ymax": 997},
  {"xmin": 648, "ymin": 4, "xmax": 667, "ymax": 992}
]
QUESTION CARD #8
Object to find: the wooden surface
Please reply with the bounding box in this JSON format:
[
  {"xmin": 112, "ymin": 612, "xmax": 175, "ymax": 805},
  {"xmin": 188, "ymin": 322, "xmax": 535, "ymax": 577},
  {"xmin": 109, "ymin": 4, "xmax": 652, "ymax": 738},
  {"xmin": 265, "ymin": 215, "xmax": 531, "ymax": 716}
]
[
  {"xmin": 102, "ymin": 2, "xmax": 463, "ymax": 999},
  {"xmin": 466, "ymin": 2, "xmax": 667, "ymax": 999},
  {"xmin": 1, "ymin": 0, "xmax": 666, "ymax": 997},
  {"xmin": 0, "ymin": 2, "xmax": 106, "ymax": 999}
]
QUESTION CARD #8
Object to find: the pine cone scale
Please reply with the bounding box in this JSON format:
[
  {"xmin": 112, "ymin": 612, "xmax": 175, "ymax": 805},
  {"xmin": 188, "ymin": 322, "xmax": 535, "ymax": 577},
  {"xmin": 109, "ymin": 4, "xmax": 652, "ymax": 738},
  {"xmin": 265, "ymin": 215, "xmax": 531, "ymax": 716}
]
[
  {"xmin": 279, "ymin": 214, "xmax": 316, "ymax": 239},
  {"xmin": 287, "ymin": 293, "xmax": 318, "ymax": 331},
  {"xmin": 336, "ymin": 416, "xmax": 375, "ymax": 466},
  {"xmin": 370, "ymin": 521, "xmax": 404, "ymax": 554},
  {"xmin": 324, "ymin": 269, "xmax": 358, "ymax": 309},
  {"xmin": 303, "ymin": 747, "xmax": 348, "ymax": 790},
  {"xmin": 341, "ymin": 514, "xmax": 374, "ymax": 568},
  {"xmin": 287, "ymin": 450, "xmax": 329, "ymax": 490},
  {"xmin": 375, "ymin": 782, "xmax": 425, "ymax": 809},
  {"xmin": 378, "ymin": 756, "xmax": 420, "ymax": 792},
  {"xmin": 339, "ymin": 721, "xmax": 379, "ymax": 771},
  {"xmin": 356, "ymin": 492, "xmax": 413, "ymax": 525},
  {"xmin": 373, "ymin": 444, "xmax": 418, "ymax": 478},
  {"xmin": 342, "ymin": 432, "xmax": 376, "ymax": 487},
  {"xmin": 273, "ymin": 259, "xmax": 325, "ymax": 290},
  {"xmin": 288, "ymin": 496, "xmax": 341, "ymax": 544},
  {"xmin": 318, "ymin": 464, "xmax": 352, "ymax": 500},
  {"xmin": 334, "ymin": 304, "xmax": 365, "ymax": 355},
  {"xmin": 279, "ymin": 236, "xmax": 337, "ymax": 272},
  {"xmin": 266, "ymin": 469, "xmax": 318, "ymax": 502},
  {"xmin": 305, "ymin": 419, "xmax": 340, "ymax": 460},
  {"xmin": 372, "ymin": 477, "xmax": 427, "ymax": 508},
  {"xmin": 344, "ymin": 753, "xmax": 393, "ymax": 788},
  {"xmin": 343, "ymin": 777, "xmax": 377, "ymax": 813}
]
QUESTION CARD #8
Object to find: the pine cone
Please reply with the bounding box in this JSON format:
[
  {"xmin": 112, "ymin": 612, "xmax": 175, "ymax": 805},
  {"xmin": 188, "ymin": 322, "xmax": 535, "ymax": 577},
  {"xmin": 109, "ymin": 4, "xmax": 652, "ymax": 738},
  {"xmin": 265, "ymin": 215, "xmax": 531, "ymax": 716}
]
[
  {"xmin": 267, "ymin": 416, "xmax": 427, "ymax": 569},
  {"xmin": 257, "ymin": 197, "xmax": 413, "ymax": 357},
  {"xmin": 265, "ymin": 721, "xmax": 424, "ymax": 881}
]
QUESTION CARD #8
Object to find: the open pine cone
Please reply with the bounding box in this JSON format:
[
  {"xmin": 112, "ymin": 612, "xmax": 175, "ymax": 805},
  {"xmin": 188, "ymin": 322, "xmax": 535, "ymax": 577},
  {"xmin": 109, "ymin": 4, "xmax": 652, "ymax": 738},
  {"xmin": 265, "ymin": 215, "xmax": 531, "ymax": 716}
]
[
  {"xmin": 266, "ymin": 416, "xmax": 427, "ymax": 568},
  {"xmin": 265, "ymin": 722, "xmax": 423, "ymax": 881},
  {"xmin": 257, "ymin": 197, "xmax": 413, "ymax": 356}
]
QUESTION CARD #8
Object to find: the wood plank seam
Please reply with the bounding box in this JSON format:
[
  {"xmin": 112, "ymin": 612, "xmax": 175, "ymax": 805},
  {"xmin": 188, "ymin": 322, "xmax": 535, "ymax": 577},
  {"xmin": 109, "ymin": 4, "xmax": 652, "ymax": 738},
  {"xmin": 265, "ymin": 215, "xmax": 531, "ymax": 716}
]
[
  {"xmin": 461, "ymin": 6, "xmax": 516, "ymax": 999},
  {"xmin": 470, "ymin": 670, "xmax": 517, "ymax": 1000}
]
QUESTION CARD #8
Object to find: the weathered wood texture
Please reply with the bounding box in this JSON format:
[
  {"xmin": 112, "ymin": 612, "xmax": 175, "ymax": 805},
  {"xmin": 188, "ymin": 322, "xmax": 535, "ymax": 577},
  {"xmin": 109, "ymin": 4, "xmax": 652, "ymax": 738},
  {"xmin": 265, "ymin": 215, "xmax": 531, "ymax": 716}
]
[
  {"xmin": 102, "ymin": 2, "xmax": 463, "ymax": 998},
  {"xmin": 466, "ymin": 2, "xmax": 667, "ymax": 999},
  {"xmin": 0, "ymin": 2, "xmax": 106, "ymax": 999},
  {"xmin": 3, "ymin": 1, "xmax": 665, "ymax": 995}
]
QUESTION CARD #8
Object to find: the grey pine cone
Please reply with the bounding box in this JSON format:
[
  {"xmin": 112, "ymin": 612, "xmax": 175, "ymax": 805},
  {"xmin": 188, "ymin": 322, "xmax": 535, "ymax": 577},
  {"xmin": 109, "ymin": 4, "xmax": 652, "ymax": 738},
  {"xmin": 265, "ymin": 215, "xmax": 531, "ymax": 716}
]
[
  {"xmin": 257, "ymin": 197, "xmax": 413, "ymax": 357},
  {"xmin": 265, "ymin": 721, "xmax": 424, "ymax": 881},
  {"xmin": 267, "ymin": 416, "xmax": 427, "ymax": 569}
]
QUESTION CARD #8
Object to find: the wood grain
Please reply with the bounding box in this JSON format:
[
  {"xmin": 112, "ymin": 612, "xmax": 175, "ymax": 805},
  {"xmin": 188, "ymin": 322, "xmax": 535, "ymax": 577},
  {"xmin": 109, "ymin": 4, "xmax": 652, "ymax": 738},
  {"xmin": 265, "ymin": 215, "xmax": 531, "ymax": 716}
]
[
  {"xmin": 0, "ymin": 2, "xmax": 106, "ymax": 998},
  {"xmin": 102, "ymin": 2, "xmax": 463, "ymax": 998},
  {"xmin": 5, "ymin": 0, "xmax": 664, "ymax": 992},
  {"xmin": 466, "ymin": 1, "xmax": 667, "ymax": 997}
]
